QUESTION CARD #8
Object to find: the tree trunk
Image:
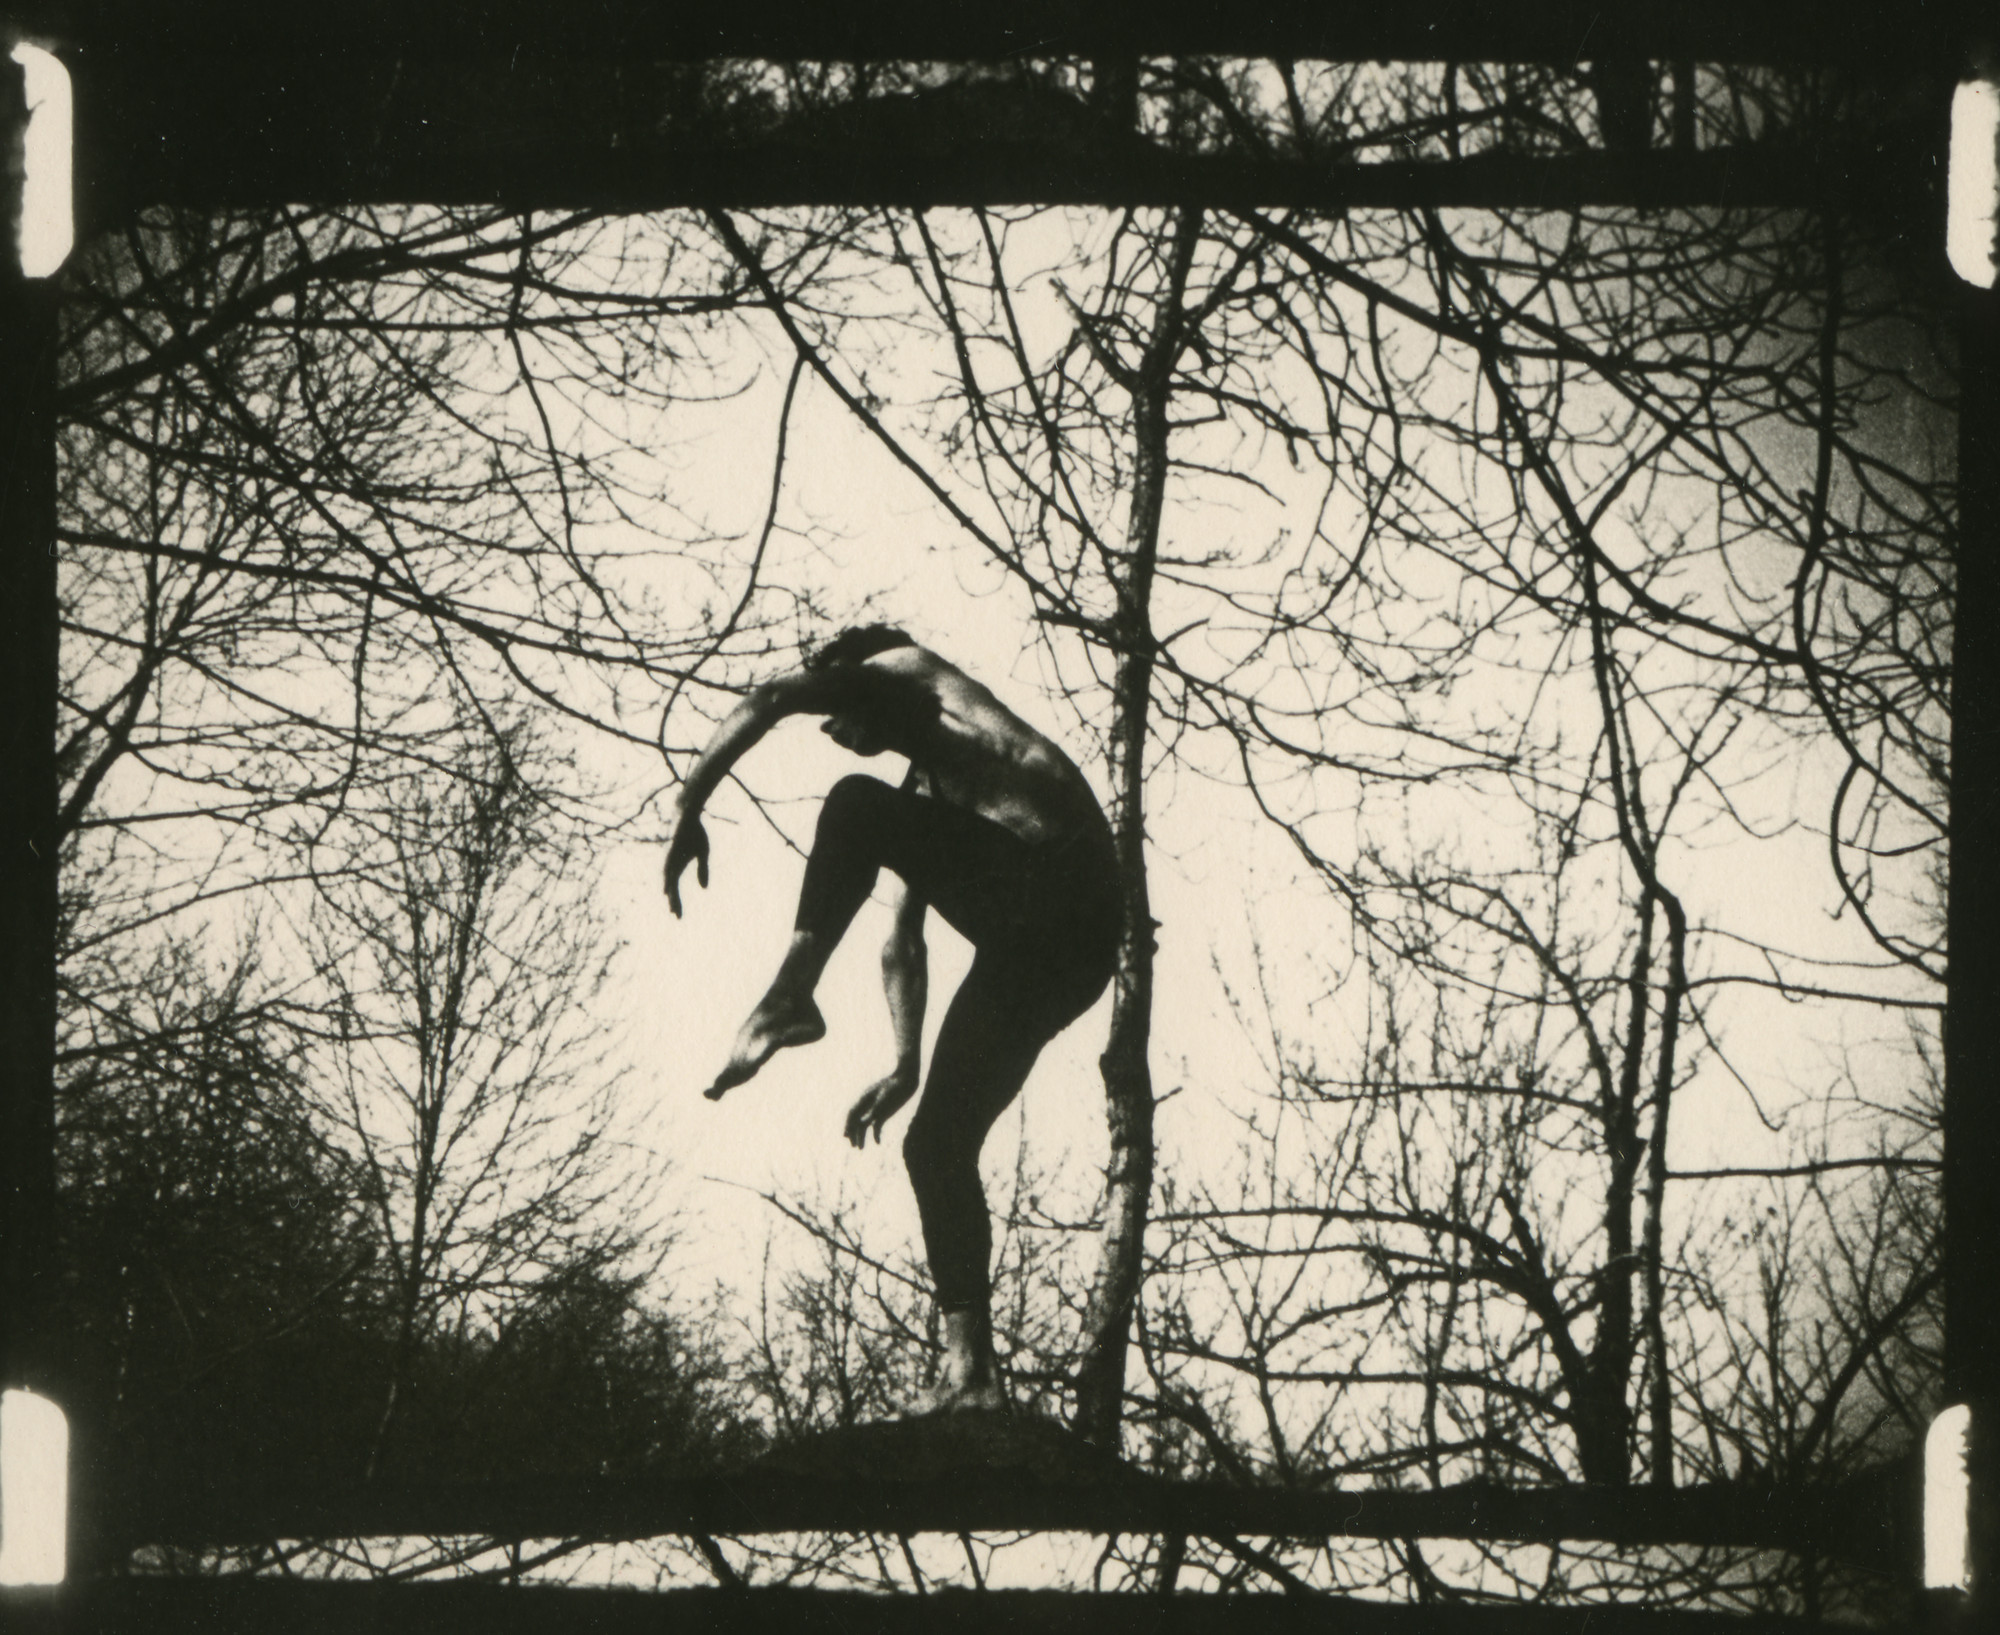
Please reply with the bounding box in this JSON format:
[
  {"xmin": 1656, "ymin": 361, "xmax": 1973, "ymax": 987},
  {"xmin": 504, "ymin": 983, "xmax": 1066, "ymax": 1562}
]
[
  {"xmin": 1641, "ymin": 894, "xmax": 1688, "ymax": 1488},
  {"xmin": 1073, "ymin": 208, "xmax": 1200, "ymax": 1448},
  {"xmin": 1577, "ymin": 1191, "xmax": 1638, "ymax": 1484},
  {"xmin": 1576, "ymin": 893, "xmax": 1650, "ymax": 1486}
]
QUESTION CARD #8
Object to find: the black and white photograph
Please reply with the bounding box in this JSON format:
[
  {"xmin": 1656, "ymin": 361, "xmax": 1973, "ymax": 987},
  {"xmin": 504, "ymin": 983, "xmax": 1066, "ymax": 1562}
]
[{"xmin": 2, "ymin": 6, "xmax": 1995, "ymax": 1630}]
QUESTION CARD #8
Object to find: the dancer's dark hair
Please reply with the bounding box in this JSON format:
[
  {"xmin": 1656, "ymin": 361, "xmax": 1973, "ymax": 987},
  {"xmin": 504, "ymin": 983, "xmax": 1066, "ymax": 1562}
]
[{"xmin": 806, "ymin": 623, "xmax": 917, "ymax": 671}]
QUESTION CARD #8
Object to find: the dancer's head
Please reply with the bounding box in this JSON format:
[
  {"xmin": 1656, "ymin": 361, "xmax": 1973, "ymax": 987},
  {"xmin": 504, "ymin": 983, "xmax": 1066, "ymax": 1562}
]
[
  {"xmin": 805, "ymin": 623, "xmax": 917, "ymax": 672},
  {"xmin": 807, "ymin": 624, "xmax": 921, "ymax": 756}
]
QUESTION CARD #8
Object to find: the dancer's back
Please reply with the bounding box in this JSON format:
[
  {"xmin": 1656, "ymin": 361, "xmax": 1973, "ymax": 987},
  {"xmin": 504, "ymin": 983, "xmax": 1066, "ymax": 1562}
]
[{"xmin": 841, "ymin": 644, "xmax": 1112, "ymax": 855}]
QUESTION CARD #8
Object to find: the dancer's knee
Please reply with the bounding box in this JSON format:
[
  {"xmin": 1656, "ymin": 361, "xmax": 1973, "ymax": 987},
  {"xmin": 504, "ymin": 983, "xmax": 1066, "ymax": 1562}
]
[
  {"xmin": 902, "ymin": 1112, "xmax": 940, "ymax": 1181},
  {"xmin": 817, "ymin": 773, "xmax": 895, "ymax": 841},
  {"xmin": 825, "ymin": 772, "xmax": 893, "ymax": 814},
  {"xmin": 903, "ymin": 1110, "xmax": 973, "ymax": 1195}
]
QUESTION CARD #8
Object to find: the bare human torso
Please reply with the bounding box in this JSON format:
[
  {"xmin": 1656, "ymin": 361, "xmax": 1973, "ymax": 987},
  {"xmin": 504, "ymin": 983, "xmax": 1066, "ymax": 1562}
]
[{"xmin": 849, "ymin": 645, "xmax": 1112, "ymax": 854}]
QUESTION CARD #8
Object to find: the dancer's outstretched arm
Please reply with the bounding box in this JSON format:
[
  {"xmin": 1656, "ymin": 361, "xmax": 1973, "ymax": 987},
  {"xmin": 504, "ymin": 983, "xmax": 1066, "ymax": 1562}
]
[
  {"xmin": 846, "ymin": 881, "xmax": 928, "ymax": 1147},
  {"xmin": 664, "ymin": 667, "xmax": 847, "ymax": 914}
]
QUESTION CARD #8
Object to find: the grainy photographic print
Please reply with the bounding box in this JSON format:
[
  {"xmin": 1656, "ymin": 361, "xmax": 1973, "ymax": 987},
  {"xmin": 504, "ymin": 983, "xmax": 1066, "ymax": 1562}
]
[{"xmin": 3, "ymin": 7, "xmax": 1995, "ymax": 1632}]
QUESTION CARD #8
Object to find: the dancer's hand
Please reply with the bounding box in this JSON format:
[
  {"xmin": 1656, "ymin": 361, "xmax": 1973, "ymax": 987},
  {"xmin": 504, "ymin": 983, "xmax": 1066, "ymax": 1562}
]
[
  {"xmin": 663, "ymin": 807, "xmax": 710, "ymax": 916},
  {"xmin": 845, "ymin": 1067, "xmax": 917, "ymax": 1148}
]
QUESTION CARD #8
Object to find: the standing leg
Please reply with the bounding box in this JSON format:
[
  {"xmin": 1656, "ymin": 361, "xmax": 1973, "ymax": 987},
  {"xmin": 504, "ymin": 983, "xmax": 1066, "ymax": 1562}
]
[{"xmin": 901, "ymin": 959, "xmax": 1056, "ymax": 1410}]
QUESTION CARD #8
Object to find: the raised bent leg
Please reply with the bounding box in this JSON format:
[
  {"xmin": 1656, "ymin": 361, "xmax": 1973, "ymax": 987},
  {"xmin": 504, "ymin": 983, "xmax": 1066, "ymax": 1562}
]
[
  {"xmin": 708, "ymin": 774, "xmax": 1031, "ymax": 1098},
  {"xmin": 706, "ymin": 775, "xmax": 904, "ymax": 1097}
]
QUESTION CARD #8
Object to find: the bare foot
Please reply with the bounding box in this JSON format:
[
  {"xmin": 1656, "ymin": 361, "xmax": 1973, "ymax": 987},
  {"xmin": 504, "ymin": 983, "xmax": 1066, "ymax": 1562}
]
[
  {"xmin": 703, "ymin": 995, "xmax": 826, "ymax": 1099},
  {"xmin": 903, "ymin": 1374, "xmax": 1010, "ymax": 1416}
]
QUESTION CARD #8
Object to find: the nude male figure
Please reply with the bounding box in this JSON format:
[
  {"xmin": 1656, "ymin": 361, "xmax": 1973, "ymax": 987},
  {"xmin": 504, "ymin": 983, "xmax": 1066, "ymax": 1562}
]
[{"xmin": 663, "ymin": 626, "xmax": 1119, "ymax": 1411}]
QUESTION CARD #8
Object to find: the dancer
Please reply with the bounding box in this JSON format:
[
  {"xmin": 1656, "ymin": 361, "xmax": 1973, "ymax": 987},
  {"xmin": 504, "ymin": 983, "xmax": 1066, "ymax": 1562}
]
[{"xmin": 665, "ymin": 626, "xmax": 1118, "ymax": 1410}]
